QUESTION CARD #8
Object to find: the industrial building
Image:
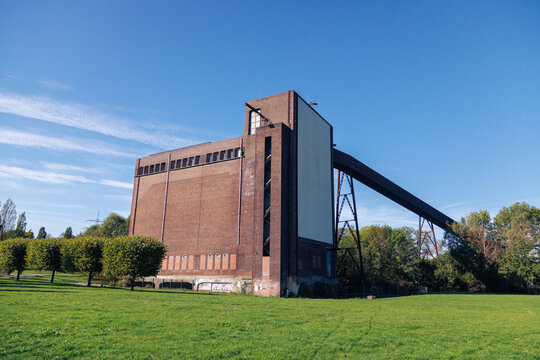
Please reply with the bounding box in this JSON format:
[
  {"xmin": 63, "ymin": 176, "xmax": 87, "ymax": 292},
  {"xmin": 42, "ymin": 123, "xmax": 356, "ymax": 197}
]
[
  {"xmin": 129, "ymin": 91, "xmax": 335, "ymax": 296},
  {"xmin": 129, "ymin": 90, "xmax": 455, "ymax": 296}
]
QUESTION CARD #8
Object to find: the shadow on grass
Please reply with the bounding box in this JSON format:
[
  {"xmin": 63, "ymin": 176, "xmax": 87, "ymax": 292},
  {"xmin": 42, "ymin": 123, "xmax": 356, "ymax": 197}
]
[
  {"xmin": 0, "ymin": 279, "xmax": 225, "ymax": 297},
  {"xmin": 0, "ymin": 288, "xmax": 75, "ymax": 293}
]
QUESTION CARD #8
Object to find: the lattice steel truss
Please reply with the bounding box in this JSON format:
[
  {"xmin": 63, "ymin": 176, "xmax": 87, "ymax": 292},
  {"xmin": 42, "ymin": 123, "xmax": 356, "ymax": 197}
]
[
  {"xmin": 335, "ymin": 170, "xmax": 364, "ymax": 279},
  {"xmin": 418, "ymin": 216, "xmax": 438, "ymax": 259}
]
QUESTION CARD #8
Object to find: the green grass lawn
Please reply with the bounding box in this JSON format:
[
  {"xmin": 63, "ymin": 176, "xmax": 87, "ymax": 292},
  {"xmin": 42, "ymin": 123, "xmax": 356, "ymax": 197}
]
[{"xmin": 0, "ymin": 274, "xmax": 538, "ymax": 359}]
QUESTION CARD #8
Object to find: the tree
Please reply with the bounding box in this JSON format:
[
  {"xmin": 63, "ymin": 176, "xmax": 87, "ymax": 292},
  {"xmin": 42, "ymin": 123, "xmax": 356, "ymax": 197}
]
[
  {"xmin": 494, "ymin": 202, "xmax": 540, "ymax": 291},
  {"xmin": 0, "ymin": 199, "xmax": 17, "ymax": 240},
  {"xmin": 62, "ymin": 237, "xmax": 104, "ymax": 286},
  {"xmin": 83, "ymin": 224, "xmax": 101, "ymax": 237},
  {"xmin": 0, "ymin": 238, "xmax": 28, "ymax": 280},
  {"xmin": 61, "ymin": 227, "xmax": 74, "ymax": 239},
  {"xmin": 100, "ymin": 213, "xmax": 129, "ymax": 238},
  {"xmin": 102, "ymin": 236, "xmax": 166, "ymax": 290},
  {"xmin": 27, "ymin": 238, "xmax": 63, "ymax": 283},
  {"xmin": 82, "ymin": 213, "xmax": 129, "ymax": 238},
  {"xmin": 36, "ymin": 227, "xmax": 47, "ymax": 239},
  {"xmin": 5, "ymin": 212, "xmax": 29, "ymax": 239},
  {"xmin": 451, "ymin": 211, "xmax": 502, "ymax": 265}
]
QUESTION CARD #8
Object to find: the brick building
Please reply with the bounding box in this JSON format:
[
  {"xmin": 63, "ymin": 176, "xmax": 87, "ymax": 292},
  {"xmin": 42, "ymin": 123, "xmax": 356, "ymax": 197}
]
[{"xmin": 129, "ymin": 91, "xmax": 335, "ymax": 296}]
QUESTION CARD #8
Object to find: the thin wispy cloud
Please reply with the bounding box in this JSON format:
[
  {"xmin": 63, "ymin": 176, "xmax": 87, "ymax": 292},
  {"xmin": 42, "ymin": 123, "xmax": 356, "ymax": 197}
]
[
  {"xmin": 0, "ymin": 128, "xmax": 137, "ymax": 157},
  {"xmin": 0, "ymin": 164, "xmax": 132, "ymax": 190},
  {"xmin": 41, "ymin": 162, "xmax": 101, "ymax": 174},
  {"xmin": 0, "ymin": 92, "xmax": 200, "ymax": 148},
  {"xmin": 37, "ymin": 78, "xmax": 73, "ymax": 92},
  {"xmin": 0, "ymin": 165, "xmax": 94, "ymax": 185},
  {"xmin": 99, "ymin": 179, "xmax": 132, "ymax": 190}
]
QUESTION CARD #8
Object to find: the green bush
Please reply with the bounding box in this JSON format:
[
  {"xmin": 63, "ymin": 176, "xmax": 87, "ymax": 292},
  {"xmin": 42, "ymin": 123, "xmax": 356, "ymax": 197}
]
[
  {"xmin": 297, "ymin": 282, "xmax": 312, "ymax": 298},
  {"xmin": 102, "ymin": 235, "xmax": 166, "ymax": 291},
  {"xmin": 26, "ymin": 238, "xmax": 63, "ymax": 283},
  {"xmin": 62, "ymin": 237, "xmax": 105, "ymax": 286},
  {"xmin": 0, "ymin": 238, "xmax": 29, "ymax": 280},
  {"xmin": 313, "ymin": 281, "xmax": 336, "ymax": 298}
]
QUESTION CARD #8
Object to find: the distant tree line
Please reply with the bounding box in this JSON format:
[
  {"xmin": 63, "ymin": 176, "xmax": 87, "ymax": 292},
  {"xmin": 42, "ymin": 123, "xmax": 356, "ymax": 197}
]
[
  {"xmin": 338, "ymin": 202, "xmax": 540, "ymax": 294},
  {"xmin": 0, "ymin": 198, "xmax": 129, "ymax": 240},
  {"xmin": 0, "ymin": 235, "xmax": 166, "ymax": 290}
]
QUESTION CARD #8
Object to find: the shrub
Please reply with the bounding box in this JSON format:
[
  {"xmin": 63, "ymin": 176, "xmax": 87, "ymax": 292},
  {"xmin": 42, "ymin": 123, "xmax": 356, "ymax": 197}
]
[
  {"xmin": 26, "ymin": 238, "xmax": 63, "ymax": 283},
  {"xmin": 0, "ymin": 238, "xmax": 28, "ymax": 280},
  {"xmin": 62, "ymin": 237, "xmax": 105, "ymax": 286},
  {"xmin": 297, "ymin": 282, "xmax": 313, "ymax": 298},
  {"xmin": 313, "ymin": 281, "xmax": 336, "ymax": 298},
  {"xmin": 102, "ymin": 235, "xmax": 166, "ymax": 291}
]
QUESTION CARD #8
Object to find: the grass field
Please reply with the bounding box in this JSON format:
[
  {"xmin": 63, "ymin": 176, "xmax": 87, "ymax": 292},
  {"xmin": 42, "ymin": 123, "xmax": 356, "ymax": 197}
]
[{"xmin": 0, "ymin": 273, "xmax": 538, "ymax": 359}]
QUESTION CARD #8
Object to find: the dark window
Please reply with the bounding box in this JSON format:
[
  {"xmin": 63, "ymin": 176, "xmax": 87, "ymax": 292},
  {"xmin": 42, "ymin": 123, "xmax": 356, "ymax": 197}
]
[
  {"xmin": 206, "ymin": 153, "xmax": 212, "ymax": 163},
  {"xmin": 212, "ymin": 152, "xmax": 218, "ymax": 162},
  {"xmin": 182, "ymin": 158, "xmax": 188, "ymax": 167},
  {"xmin": 155, "ymin": 163, "xmax": 160, "ymax": 172},
  {"xmin": 149, "ymin": 164, "xmax": 155, "ymax": 173},
  {"xmin": 188, "ymin": 157, "xmax": 194, "ymax": 166},
  {"xmin": 176, "ymin": 159, "xmax": 182, "ymax": 169},
  {"xmin": 227, "ymin": 149, "xmax": 233, "ymax": 159},
  {"xmin": 220, "ymin": 151, "xmax": 226, "ymax": 160},
  {"xmin": 170, "ymin": 160, "xmax": 175, "ymax": 169},
  {"xmin": 161, "ymin": 163, "xmax": 166, "ymax": 172},
  {"xmin": 195, "ymin": 155, "xmax": 201, "ymax": 165},
  {"xmin": 235, "ymin": 147, "xmax": 241, "ymax": 157},
  {"xmin": 138, "ymin": 167, "xmax": 143, "ymax": 175},
  {"xmin": 263, "ymin": 137, "xmax": 272, "ymax": 257},
  {"xmin": 144, "ymin": 166, "xmax": 149, "ymax": 174}
]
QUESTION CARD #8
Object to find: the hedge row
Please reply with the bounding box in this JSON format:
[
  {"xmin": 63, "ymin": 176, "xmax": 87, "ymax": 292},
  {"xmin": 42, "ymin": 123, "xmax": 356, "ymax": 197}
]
[{"xmin": 0, "ymin": 236, "xmax": 166, "ymax": 290}]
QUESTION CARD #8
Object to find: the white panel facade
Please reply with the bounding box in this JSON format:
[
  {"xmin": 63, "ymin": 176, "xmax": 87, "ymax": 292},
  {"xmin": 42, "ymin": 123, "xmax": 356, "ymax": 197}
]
[{"xmin": 297, "ymin": 98, "xmax": 333, "ymax": 244}]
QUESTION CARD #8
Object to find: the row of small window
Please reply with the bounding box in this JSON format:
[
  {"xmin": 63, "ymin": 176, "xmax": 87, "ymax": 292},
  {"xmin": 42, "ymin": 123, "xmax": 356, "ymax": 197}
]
[
  {"xmin": 161, "ymin": 253, "xmax": 237, "ymax": 272},
  {"xmin": 138, "ymin": 147, "xmax": 242, "ymax": 176}
]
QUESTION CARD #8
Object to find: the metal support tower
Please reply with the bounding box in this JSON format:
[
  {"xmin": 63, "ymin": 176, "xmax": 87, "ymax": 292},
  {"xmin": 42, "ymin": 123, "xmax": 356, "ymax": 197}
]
[
  {"xmin": 335, "ymin": 170, "xmax": 364, "ymax": 279},
  {"xmin": 418, "ymin": 216, "xmax": 438, "ymax": 259}
]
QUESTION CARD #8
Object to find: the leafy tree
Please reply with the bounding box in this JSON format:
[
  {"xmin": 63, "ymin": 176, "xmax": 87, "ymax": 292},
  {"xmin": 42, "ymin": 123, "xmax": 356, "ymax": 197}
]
[
  {"xmin": 337, "ymin": 225, "xmax": 418, "ymax": 291},
  {"xmin": 27, "ymin": 238, "xmax": 63, "ymax": 283},
  {"xmin": 101, "ymin": 213, "xmax": 129, "ymax": 238},
  {"xmin": 62, "ymin": 237, "xmax": 104, "ymax": 286},
  {"xmin": 83, "ymin": 224, "xmax": 102, "ymax": 237},
  {"xmin": 102, "ymin": 236, "xmax": 166, "ymax": 290},
  {"xmin": 0, "ymin": 238, "xmax": 28, "ymax": 280},
  {"xmin": 0, "ymin": 199, "xmax": 17, "ymax": 240},
  {"xmin": 82, "ymin": 213, "xmax": 129, "ymax": 238},
  {"xmin": 61, "ymin": 227, "xmax": 74, "ymax": 239},
  {"xmin": 494, "ymin": 202, "xmax": 540, "ymax": 291},
  {"xmin": 36, "ymin": 227, "xmax": 47, "ymax": 239},
  {"xmin": 5, "ymin": 212, "xmax": 30, "ymax": 239}
]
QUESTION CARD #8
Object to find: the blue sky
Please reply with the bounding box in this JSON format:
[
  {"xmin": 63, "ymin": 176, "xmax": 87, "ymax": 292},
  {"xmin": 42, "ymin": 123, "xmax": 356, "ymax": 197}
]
[{"xmin": 0, "ymin": 1, "xmax": 539, "ymax": 237}]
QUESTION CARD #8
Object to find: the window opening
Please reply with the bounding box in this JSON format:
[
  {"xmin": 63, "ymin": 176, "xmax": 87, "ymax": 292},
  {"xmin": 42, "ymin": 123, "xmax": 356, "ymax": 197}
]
[
  {"xmin": 144, "ymin": 166, "xmax": 149, "ymax": 174},
  {"xmin": 206, "ymin": 153, "xmax": 212, "ymax": 163},
  {"xmin": 195, "ymin": 155, "xmax": 201, "ymax": 165},
  {"xmin": 182, "ymin": 158, "xmax": 188, "ymax": 167},
  {"xmin": 227, "ymin": 149, "xmax": 233, "ymax": 159},
  {"xmin": 249, "ymin": 109, "xmax": 261, "ymax": 135},
  {"xmin": 149, "ymin": 164, "xmax": 154, "ymax": 173},
  {"xmin": 170, "ymin": 160, "xmax": 175, "ymax": 169},
  {"xmin": 161, "ymin": 163, "xmax": 166, "ymax": 172},
  {"xmin": 138, "ymin": 167, "xmax": 143, "ymax": 175},
  {"xmin": 262, "ymin": 137, "xmax": 271, "ymax": 257},
  {"xmin": 188, "ymin": 157, "xmax": 194, "ymax": 166},
  {"xmin": 235, "ymin": 147, "xmax": 241, "ymax": 157},
  {"xmin": 212, "ymin": 152, "xmax": 218, "ymax": 162},
  {"xmin": 220, "ymin": 151, "xmax": 226, "ymax": 160}
]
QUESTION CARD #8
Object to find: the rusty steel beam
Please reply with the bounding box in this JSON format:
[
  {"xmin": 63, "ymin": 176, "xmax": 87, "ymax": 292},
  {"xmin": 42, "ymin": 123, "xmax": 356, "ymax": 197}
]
[{"xmin": 333, "ymin": 148, "xmax": 456, "ymax": 233}]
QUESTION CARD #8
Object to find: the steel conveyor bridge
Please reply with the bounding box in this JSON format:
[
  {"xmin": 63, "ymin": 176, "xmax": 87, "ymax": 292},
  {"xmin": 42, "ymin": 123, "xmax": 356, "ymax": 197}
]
[{"xmin": 333, "ymin": 148, "xmax": 456, "ymax": 234}]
